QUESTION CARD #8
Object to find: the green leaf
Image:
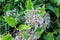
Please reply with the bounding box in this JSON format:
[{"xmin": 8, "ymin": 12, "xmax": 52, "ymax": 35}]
[
  {"xmin": 2, "ymin": 33, "xmax": 14, "ymax": 40},
  {"xmin": 57, "ymin": 28, "xmax": 60, "ymax": 33},
  {"xmin": 3, "ymin": 16, "xmax": 17, "ymax": 27},
  {"xmin": 23, "ymin": 31, "xmax": 28, "ymax": 40},
  {"xmin": 20, "ymin": 3, "xmax": 24, "ymax": 10},
  {"xmin": 26, "ymin": 0, "xmax": 33, "ymax": 10},
  {"xmin": 54, "ymin": 7, "xmax": 59, "ymax": 18},
  {"xmin": 44, "ymin": 32, "xmax": 54, "ymax": 40},
  {"xmin": 46, "ymin": 4, "xmax": 59, "ymax": 18},
  {"xmin": 0, "ymin": 17, "xmax": 3, "ymax": 21},
  {"xmin": 3, "ymin": 3, "xmax": 11, "ymax": 13},
  {"xmin": 40, "ymin": 5, "xmax": 45, "ymax": 16},
  {"xmin": 15, "ymin": 0, "xmax": 18, "ymax": 2},
  {"xmin": 36, "ymin": 27, "xmax": 45, "ymax": 39},
  {"xmin": 46, "ymin": 4, "xmax": 54, "ymax": 12},
  {"xmin": 50, "ymin": 0, "xmax": 60, "ymax": 5},
  {"xmin": 20, "ymin": 31, "xmax": 28, "ymax": 40},
  {"xmin": 50, "ymin": 0, "xmax": 57, "ymax": 3},
  {"xmin": 57, "ymin": 0, "xmax": 60, "ymax": 5},
  {"xmin": 0, "ymin": 0, "xmax": 5, "ymax": 2},
  {"xmin": 18, "ymin": 24, "xmax": 31, "ymax": 30},
  {"xmin": 56, "ymin": 35, "xmax": 60, "ymax": 40}
]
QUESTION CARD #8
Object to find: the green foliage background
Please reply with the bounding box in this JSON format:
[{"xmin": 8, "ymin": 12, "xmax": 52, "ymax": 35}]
[{"xmin": 0, "ymin": 0, "xmax": 60, "ymax": 40}]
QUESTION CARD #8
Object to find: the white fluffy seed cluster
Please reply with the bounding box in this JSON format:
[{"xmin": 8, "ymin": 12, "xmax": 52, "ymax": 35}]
[
  {"xmin": 14, "ymin": 30, "xmax": 37, "ymax": 40},
  {"xmin": 24, "ymin": 10, "xmax": 50, "ymax": 29},
  {"xmin": 6, "ymin": 9, "xmax": 17, "ymax": 17}
]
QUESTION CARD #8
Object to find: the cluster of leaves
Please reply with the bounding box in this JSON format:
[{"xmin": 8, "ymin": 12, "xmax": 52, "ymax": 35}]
[
  {"xmin": 2, "ymin": 33, "xmax": 14, "ymax": 40},
  {"xmin": 0, "ymin": 0, "xmax": 60, "ymax": 40}
]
